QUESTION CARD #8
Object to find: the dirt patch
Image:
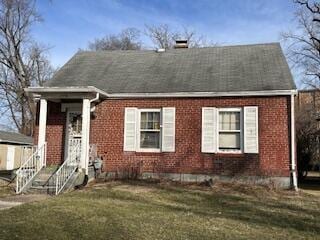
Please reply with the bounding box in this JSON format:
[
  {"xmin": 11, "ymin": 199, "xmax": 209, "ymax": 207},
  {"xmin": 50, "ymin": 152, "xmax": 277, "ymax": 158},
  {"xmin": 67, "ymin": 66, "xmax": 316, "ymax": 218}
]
[
  {"xmin": 0, "ymin": 194, "xmax": 50, "ymax": 210},
  {"xmin": 112, "ymin": 184, "xmax": 154, "ymax": 194},
  {"xmin": 2, "ymin": 194, "xmax": 50, "ymax": 203},
  {"xmin": 0, "ymin": 200, "xmax": 21, "ymax": 210}
]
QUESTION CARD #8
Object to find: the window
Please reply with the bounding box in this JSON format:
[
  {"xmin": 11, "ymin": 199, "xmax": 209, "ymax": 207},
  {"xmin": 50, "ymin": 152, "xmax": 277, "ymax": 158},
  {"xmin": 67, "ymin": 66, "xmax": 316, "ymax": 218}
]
[
  {"xmin": 201, "ymin": 106, "xmax": 258, "ymax": 154},
  {"xmin": 139, "ymin": 109, "xmax": 161, "ymax": 150},
  {"xmin": 68, "ymin": 112, "xmax": 82, "ymax": 137},
  {"xmin": 218, "ymin": 109, "xmax": 241, "ymax": 152},
  {"xmin": 124, "ymin": 107, "xmax": 175, "ymax": 152}
]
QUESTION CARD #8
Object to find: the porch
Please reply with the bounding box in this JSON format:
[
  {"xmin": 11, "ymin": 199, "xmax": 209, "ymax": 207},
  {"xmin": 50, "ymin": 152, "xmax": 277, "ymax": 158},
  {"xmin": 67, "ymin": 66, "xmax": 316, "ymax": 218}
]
[{"xmin": 16, "ymin": 87, "xmax": 107, "ymax": 194}]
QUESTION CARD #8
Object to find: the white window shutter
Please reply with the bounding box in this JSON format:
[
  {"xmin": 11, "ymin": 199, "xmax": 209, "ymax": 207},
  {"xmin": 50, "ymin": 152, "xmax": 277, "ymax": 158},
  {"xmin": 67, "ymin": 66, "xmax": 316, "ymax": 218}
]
[
  {"xmin": 244, "ymin": 106, "xmax": 259, "ymax": 153},
  {"xmin": 162, "ymin": 107, "xmax": 175, "ymax": 152},
  {"xmin": 124, "ymin": 108, "xmax": 137, "ymax": 151},
  {"xmin": 201, "ymin": 107, "xmax": 217, "ymax": 153}
]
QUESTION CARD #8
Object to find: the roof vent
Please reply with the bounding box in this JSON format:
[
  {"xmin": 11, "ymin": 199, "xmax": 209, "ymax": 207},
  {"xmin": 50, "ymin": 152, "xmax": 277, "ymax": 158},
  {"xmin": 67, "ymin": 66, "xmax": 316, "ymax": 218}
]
[
  {"xmin": 156, "ymin": 48, "xmax": 166, "ymax": 53},
  {"xmin": 174, "ymin": 40, "xmax": 188, "ymax": 49}
]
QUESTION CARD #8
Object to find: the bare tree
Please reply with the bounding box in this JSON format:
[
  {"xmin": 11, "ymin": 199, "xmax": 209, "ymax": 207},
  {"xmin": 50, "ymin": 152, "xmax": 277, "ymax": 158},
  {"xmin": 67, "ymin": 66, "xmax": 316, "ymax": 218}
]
[
  {"xmin": 283, "ymin": 1, "xmax": 320, "ymax": 177},
  {"xmin": 296, "ymin": 91, "xmax": 320, "ymax": 178},
  {"xmin": 145, "ymin": 24, "xmax": 216, "ymax": 49},
  {"xmin": 144, "ymin": 24, "xmax": 178, "ymax": 49},
  {"xmin": 0, "ymin": 0, "xmax": 55, "ymax": 135},
  {"xmin": 282, "ymin": 0, "xmax": 320, "ymax": 88},
  {"xmin": 88, "ymin": 27, "xmax": 141, "ymax": 51}
]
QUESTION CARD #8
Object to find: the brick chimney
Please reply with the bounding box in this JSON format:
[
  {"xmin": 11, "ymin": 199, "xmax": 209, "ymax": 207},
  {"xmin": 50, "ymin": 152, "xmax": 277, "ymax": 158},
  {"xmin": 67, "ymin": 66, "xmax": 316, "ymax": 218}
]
[{"xmin": 174, "ymin": 40, "xmax": 188, "ymax": 49}]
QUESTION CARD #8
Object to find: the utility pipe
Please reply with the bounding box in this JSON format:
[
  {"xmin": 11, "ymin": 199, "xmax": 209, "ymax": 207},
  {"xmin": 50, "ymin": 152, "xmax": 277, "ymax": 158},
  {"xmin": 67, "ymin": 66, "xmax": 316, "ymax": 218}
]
[{"xmin": 291, "ymin": 92, "xmax": 298, "ymax": 191}]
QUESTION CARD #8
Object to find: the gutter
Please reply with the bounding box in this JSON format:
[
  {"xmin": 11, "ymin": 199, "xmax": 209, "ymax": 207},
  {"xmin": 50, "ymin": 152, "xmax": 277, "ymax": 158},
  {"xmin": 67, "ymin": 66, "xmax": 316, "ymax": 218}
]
[
  {"xmin": 25, "ymin": 87, "xmax": 296, "ymax": 99},
  {"xmin": 291, "ymin": 90, "xmax": 298, "ymax": 191},
  {"xmin": 107, "ymin": 89, "xmax": 297, "ymax": 98},
  {"xmin": 0, "ymin": 140, "xmax": 33, "ymax": 145}
]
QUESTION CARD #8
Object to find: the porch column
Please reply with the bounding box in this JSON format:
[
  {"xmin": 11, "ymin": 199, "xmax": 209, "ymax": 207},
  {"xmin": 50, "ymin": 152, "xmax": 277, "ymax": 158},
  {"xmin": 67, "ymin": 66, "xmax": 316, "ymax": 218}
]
[
  {"xmin": 38, "ymin": 98, "xmax": 47, "ymax": 166},
  {"xmin": 80, "ymin": 98, "xmax": 91, "ymax": 174}
]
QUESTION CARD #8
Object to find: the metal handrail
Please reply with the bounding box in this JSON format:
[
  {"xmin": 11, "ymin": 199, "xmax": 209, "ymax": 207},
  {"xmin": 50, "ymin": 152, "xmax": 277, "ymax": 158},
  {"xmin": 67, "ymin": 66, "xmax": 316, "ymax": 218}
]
[
  {"xmin": 16, "ymin": 143, "xmax": 47, "ymax": 194},
  {"xmin": 54, "ymin": 140, "xmax": 81, "ymax": 195}
]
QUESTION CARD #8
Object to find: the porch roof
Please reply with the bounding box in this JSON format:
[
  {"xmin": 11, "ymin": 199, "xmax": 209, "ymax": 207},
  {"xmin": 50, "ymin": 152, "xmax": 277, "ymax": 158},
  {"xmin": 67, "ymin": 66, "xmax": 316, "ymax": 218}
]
[{"xmin": 25, "ymin": 86, "xmax": 108, "ymax": 100}]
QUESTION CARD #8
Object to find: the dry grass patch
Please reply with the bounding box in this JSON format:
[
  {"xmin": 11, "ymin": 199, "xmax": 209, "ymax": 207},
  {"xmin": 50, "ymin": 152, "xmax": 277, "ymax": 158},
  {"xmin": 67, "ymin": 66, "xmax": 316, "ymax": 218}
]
[{"xmin": 0, "ymin": 180, "xmax": 319, "ymax": 240}]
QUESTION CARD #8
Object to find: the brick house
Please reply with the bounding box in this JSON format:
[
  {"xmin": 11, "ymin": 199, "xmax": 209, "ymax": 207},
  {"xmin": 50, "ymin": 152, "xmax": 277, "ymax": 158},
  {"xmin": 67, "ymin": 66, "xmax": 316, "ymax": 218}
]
[{"xmin": 23, "ymin": 42, "xmax": 297, "ymax": 193}]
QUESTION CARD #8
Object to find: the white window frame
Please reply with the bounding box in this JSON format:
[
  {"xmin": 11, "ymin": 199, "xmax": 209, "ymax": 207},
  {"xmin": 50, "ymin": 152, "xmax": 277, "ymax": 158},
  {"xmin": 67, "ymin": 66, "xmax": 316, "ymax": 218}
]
[
  {"xmin": 137, "ymin": 108, "xmax": 161, "ymax": 152},
  {"xmin": 217, "ymin": 107, "xmax": 243, "ymax": 154}
]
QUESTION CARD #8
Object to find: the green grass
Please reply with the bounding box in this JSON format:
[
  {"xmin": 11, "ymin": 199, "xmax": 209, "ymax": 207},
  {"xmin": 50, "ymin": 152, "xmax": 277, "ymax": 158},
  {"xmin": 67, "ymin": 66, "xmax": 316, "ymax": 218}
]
[
  {"xmin": 0, "ymin": 181, "xmax": 319, "ymax": 240},
  {"xmin": 0, "ymin": 185, "xmax": 15, "ymax": 198}
]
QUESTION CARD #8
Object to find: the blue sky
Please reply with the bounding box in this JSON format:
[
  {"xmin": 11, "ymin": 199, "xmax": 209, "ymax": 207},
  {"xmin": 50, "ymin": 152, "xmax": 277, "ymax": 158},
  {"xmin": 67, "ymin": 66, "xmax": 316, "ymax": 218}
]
[{"xmin": 33, "ymin": 0, "xmax": 297, "ymax": 67}]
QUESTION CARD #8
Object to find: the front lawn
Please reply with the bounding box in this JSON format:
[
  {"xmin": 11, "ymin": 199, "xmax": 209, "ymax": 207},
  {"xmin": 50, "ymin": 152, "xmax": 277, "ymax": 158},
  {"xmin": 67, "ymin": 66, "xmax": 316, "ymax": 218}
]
[
  {"xmin": 0, "ymin": 181, "xmax": 319, "ymax": 240},
  {"xmin": 0, "ymin": 185, "xmax": 15, "ymax": 198}
]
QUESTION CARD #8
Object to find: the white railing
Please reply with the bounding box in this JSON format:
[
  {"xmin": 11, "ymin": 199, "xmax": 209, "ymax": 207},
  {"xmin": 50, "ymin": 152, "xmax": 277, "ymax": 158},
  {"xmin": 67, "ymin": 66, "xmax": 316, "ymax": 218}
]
[
  {"xmin": 68, "ymin": 138, "xmax": 81, "ymax": 160},
  {"xmin": 54, "ymin": 140, "xmax": 81, "ymax": 195},
  {"xmin": 16, "ymin": 143, "xmax": 47, "ymax": 194},
  {"xmin": 20, "ymin": 146, "xmax": 37, "ymax": 166}
]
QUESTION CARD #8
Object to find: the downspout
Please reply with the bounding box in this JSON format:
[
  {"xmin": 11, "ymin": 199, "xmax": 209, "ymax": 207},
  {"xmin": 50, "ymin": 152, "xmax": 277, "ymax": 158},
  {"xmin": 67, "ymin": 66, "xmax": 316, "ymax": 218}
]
[
  {"xmin": 90, "ymin": 93, "xmax": 100, "ymax": 104},
  {"xmin": 291, "ymin": 92, "xmax": 298, "ymax": 191},
  {"xmin": 76, "ymin": 93, "xmax": 100, "ymax": 190},
  {"xmin": 86, "ymin": 93, "xmax": 100, "ymax": 174}
]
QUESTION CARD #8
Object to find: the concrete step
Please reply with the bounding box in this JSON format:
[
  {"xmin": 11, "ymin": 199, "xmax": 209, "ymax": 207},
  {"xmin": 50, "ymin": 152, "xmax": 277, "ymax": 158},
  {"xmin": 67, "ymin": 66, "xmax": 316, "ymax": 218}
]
[
  {"xmin": 35, "ymin": 174, "xmax": 53, "ymax": 182},
  {"xmin": 24, "ymin": 165, "xmax": 89, "ymax": 195},
  {"xmin": 32, "ymin": 179, "xmax": 54, "ymax": 187},
  {"xmin": 28, "ymin": 185, "xmax": 56, "ymax": 194},
  {"xmin": 30, "ymin": 185, "xmax": 56, "ymax": 190},
  {"xmin": 20, "ymin": 166, "xmax": 58, "ymax": 194}
]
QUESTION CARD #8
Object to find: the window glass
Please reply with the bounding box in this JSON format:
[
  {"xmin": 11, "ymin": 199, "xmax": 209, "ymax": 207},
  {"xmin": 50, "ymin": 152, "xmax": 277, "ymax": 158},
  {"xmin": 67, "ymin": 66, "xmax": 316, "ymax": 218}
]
[
  {"xmin": 219, "ymin": 132, "xmax": 240, "ymax": 150},
  {"xmin": 69, "ymin": 112, "xmax": 82, "ymax": 136},
  {"xmin": 140, "ymin": 111, "xmax": 161, "ymax": 149},
  {"xmin": 140, "ymin": 132, "xmax": 160, "ymax": 148},
  {"xmin": 219, "ymin": 111, "xmax": 241, "ymax": 151},
  {"xmin": 140, "ymin": 112, "xmax": 160, "ymax": 130},
  {"xmin": 219, "ymin": 112, "xmax": 240, "ymax": 130}
]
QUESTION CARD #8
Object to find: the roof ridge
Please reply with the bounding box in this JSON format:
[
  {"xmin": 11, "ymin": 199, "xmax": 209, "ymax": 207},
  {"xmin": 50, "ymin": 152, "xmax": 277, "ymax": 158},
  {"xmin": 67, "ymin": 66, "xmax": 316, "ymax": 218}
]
[{"xmin": 77, "ymin": 42, "xmax": 281, "ymax": 55}]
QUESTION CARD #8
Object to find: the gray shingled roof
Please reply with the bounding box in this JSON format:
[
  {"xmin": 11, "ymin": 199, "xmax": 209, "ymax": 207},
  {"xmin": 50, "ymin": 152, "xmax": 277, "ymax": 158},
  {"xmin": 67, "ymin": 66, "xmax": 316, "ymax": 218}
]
[
  {"xmin": 46, "ymin": 43, "xmax": 296, "ymax": 93},
  {"xmin": 0, "ymin": 131, "xmax": 33, "ymax": 145}
]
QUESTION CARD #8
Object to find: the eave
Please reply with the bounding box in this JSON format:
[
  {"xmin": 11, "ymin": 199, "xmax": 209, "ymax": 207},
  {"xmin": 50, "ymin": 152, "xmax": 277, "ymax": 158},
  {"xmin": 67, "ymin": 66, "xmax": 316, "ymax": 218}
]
[
  {"xmin": 25, "ymin": 86, "xmax": 297, "ymax": 100},
  {"xmin": 25, "ymin": 86, "xmax": 109, "ymax": 100}
]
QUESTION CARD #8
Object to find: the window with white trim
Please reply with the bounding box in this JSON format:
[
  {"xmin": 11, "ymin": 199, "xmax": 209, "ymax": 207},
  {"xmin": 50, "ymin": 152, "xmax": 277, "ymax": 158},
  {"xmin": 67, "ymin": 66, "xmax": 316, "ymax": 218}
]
[
  {"xmin": 124, "ymin": 107, "xmax": 175, "ymax": 153},
  {"xmin": 218, "ymin": 108, "xmax": 242, "ymax": 152},
  {"xmin": 139, "ymin": 109, "xmax": 161, "ymax": 150}
]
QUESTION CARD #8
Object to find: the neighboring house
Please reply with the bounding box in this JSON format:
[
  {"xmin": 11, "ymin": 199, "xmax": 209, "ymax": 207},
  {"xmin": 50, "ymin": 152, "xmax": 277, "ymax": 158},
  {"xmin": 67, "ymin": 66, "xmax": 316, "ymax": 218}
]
[
  {"xmin": 0, "ymin": 130, "xmax": 33, "ymax": 171},
  {"xmin": 296, "ymin": 89, "xmax": 320, "ymax": 127},
  {"xmin": 23, "ymin": 42, "xmax": 297, "ymax": 193},
  {"xmin": 296, "ymin": 89, "xmax": 320, "ymax": 114}
]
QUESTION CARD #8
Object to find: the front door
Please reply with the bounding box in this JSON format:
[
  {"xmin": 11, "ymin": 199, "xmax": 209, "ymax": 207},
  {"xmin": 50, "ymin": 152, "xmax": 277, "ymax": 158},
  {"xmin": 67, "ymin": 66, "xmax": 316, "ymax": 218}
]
[{"xmin": 66, "ymin": 111, "xmax": 82, "ymax": 161}]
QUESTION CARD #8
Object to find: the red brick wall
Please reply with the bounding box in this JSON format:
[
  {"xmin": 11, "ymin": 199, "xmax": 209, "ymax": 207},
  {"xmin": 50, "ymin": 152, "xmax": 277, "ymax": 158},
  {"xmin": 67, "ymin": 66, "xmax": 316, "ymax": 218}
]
[
  {"xmin": 40, "ymin": 96, "xmax": 291, "ymax": 177},
  {"xmin": 34, "ymin": 102, "xmax": 66, "ymax": 165},
  {"xmin": 91, "ymin": 96, "xmax": 291, "ymax": 177}
]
